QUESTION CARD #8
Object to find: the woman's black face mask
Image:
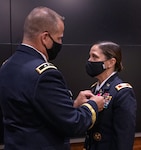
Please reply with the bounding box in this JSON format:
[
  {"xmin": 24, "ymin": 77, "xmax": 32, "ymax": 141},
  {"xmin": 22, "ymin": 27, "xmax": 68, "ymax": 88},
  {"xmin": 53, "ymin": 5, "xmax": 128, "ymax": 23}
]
[{"xmin": 85, "ymin": 61, "xmax": 106, "ymax": 77}]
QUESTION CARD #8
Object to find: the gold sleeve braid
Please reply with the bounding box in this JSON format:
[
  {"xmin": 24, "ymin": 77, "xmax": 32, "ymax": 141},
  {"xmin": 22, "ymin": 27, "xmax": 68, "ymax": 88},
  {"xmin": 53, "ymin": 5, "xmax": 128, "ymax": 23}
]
[{"xmin": 81, "ymin": 103, "xmax": 96, "ymax": 129}]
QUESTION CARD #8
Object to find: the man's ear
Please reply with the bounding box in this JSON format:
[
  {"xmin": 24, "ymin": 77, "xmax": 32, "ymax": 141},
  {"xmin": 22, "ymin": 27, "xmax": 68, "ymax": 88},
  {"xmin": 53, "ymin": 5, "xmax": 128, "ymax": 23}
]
[{"xmin": 41, "ymin": 31, "xmax": 49, "ymax": 44}]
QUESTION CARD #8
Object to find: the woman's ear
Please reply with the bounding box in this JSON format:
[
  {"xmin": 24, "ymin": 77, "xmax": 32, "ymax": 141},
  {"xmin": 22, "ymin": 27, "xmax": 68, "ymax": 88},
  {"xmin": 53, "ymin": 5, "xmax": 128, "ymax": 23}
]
[
  {"xmin": 106, "ymin": 58, "xmax": 116, "ymax": 69},
  {"xmin": 111, "ymin": 57, "xmax": 116, "ymax": 65},
  {"xmin": 110, "ymin": 58, "xmax": 116, "ymax": 67}
]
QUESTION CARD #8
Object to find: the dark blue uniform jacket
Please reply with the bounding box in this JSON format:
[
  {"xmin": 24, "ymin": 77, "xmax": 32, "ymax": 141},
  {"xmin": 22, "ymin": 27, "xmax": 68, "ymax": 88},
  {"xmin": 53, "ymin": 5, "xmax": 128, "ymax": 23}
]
[
  {"xmin": 84, "ymin": 73, "xmax": 137, "ymax": 150},
  {"xmin": 0, "ymin": 45, "xmax": 98, "ymax": 150}
]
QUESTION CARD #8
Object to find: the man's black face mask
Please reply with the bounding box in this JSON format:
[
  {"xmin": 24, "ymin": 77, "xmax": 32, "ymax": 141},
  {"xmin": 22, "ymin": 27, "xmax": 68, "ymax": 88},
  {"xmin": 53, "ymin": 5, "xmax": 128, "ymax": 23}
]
[{"xmin": 46, "ymin": 34, "xmax": 62, "ymax": 60}]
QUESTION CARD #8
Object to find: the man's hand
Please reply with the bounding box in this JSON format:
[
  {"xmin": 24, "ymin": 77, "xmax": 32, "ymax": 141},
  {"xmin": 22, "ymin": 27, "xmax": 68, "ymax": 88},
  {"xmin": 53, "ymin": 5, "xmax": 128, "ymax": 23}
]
[
  {"xmin": 73, "ymin": 90, "xmax": 94, "ymax": 107},
  {"xmin": 73, "ymin": 90, "xmax": 105, "ymax": 112},
  {"xmin": 89, "ymin": 95, "xmax": 105, "ymax": 112}
]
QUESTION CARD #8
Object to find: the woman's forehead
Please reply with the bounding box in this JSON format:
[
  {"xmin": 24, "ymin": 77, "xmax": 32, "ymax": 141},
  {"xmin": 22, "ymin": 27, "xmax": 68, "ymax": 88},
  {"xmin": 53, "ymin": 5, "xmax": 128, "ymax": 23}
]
[{"xmin": 90, "ymin": 45, "xmax": 103, "ymax": 54}]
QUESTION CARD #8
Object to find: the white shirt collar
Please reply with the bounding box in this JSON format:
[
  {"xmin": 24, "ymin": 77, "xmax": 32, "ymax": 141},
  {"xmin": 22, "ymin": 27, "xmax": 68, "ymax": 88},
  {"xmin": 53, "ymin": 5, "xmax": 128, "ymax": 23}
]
[
  {"xmin": 21, "ymin": 43, "xmax": 48, "ymax": 62},
  {"xmin": 95, "ymin": 71, "xmax": 117, "ymax": 92}
]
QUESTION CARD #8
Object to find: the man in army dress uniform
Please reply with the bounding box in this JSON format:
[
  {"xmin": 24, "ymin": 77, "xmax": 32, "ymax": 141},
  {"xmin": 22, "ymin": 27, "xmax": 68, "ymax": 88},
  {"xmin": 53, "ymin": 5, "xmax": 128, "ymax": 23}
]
[{"xmin": 0, "ymin": 7, "xmax": 105, "ymax": 150}]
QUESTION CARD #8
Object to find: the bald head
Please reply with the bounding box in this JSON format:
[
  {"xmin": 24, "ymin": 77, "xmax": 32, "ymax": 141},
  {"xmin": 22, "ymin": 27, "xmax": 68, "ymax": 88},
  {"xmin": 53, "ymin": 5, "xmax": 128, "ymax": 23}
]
[{"xmin": 23, "ymin": 6, "xmax": 64, "ymax": 40}]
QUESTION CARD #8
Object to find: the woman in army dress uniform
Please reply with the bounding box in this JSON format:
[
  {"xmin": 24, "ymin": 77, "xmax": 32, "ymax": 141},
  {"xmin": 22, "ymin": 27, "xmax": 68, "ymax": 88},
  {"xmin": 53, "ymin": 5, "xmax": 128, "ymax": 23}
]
[{"xmin": 84, "ymin": 41, "xmax": 137, "ymax": 150}]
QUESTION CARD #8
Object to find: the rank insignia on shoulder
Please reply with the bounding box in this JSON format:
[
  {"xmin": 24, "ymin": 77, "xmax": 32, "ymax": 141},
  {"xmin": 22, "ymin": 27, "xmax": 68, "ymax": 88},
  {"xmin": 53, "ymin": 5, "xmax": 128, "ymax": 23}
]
[
  {"xmin": 36, "ymin": 62, "xmax": 57, "ymax": 74},
  {"xmin": 115, "ymin": 83, "xmax": 132, "ymax": 91}
]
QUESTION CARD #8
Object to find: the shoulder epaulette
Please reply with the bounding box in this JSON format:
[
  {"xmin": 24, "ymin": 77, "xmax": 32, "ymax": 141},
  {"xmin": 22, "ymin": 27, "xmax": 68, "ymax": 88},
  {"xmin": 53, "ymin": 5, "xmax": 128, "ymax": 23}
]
[
  {"xmin": 115, "ymin": 83, "xmax": 132, "ymax": 91},
  {"xmin": 36, "ymin": 62, "xmax": 57, "ymax": 74},
  {"xmin": 91, "ymin": 82, "xmax": 98, "ymax": 88}
]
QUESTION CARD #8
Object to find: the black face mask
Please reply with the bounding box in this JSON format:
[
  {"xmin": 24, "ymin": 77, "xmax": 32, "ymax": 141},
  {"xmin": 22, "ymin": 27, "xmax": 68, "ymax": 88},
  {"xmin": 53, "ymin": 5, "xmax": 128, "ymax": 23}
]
[
  {"xmin": 85, "ymin": 61, "xmax": 106, "ymax": 77},
  {"xmin": 46, "ymin": 35, "xmax": 62, "ymax": 60}
]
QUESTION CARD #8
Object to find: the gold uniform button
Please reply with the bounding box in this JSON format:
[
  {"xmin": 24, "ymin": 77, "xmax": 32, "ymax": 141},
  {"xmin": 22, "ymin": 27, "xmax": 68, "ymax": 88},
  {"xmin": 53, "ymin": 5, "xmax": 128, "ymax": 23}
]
[{"xmin": 93, "ymin": 132, "xmax": 102, "ymax": 141}]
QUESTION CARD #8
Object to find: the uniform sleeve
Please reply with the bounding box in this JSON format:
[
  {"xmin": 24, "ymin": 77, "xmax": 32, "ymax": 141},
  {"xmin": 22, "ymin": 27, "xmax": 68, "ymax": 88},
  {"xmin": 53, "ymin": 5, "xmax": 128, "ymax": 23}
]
[
  {"xmin": 32, "ymin": 69, "xmax": 98, "ymax": 136},
  {"xmin": 112, "ymin": 87, "xmax": 137, "ymax": 150}
]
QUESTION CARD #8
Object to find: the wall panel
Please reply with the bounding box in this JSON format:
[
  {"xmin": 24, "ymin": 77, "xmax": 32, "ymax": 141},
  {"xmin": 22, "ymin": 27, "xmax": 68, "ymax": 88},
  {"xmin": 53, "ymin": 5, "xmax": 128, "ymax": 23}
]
[
  {"xmin": 0, "ymin": 0, "xmax": 10, "ymax": 43},
  {"xmin": 0, "ymin": 0, "xmax": 11, "ymax": 144},
  {"xmin": 10, "ymin": 0, "xmax": 141, "ymax": 45}
]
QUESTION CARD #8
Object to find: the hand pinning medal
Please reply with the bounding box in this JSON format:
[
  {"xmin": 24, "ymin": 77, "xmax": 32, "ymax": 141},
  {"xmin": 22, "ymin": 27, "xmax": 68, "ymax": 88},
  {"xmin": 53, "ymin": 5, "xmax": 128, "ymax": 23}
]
[{"xmin": 97, "ymin": 90, "xmax": 112, "ymax": 109}]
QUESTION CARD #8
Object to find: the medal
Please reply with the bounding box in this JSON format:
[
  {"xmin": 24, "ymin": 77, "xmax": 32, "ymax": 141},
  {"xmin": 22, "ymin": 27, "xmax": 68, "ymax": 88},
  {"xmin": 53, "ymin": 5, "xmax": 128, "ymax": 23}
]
[{"xmin": 103, "ymin": 93, "xmax": 112, "ymax": 108}]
